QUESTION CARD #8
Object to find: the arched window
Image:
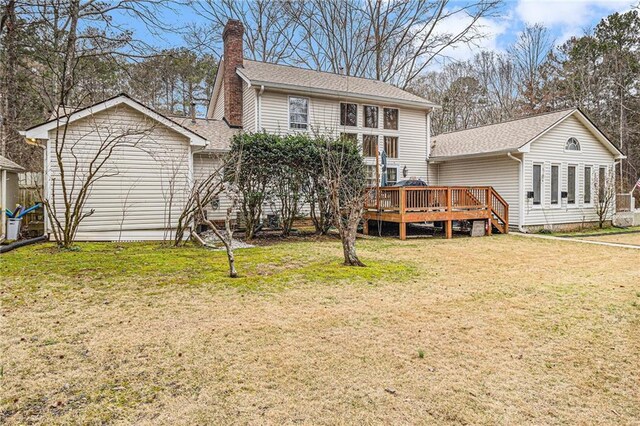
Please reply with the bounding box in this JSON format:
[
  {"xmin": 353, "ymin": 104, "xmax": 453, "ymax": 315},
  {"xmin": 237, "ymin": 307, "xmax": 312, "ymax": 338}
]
[{"xmin": 565, "ymin": 137, "xmax": 581, "ymax": 151}]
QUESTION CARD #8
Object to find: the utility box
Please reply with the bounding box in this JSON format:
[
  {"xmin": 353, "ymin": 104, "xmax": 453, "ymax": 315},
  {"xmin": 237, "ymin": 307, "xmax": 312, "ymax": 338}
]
[{"xmin": 6, "ymin": 218, "xmax": 22, "ymax": 240}]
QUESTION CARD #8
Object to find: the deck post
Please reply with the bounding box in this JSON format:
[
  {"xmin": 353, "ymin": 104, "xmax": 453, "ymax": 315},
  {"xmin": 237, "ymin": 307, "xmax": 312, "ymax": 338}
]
[
  {"xmin": 445, "ymin": 188, "xmax": 453, "ymax": 239},
  {"xmin": 363, "ymin": 219, "xmax": 369, "ymax": 236},
  {"xmin": 399, "ymin": 222, "xmax": 406, "ymax": 240}
]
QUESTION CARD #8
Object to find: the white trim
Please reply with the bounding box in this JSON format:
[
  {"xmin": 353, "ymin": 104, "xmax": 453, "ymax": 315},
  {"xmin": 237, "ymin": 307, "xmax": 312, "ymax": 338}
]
[
  {"xmin": 583, "ymin": 165, "xmax": 593, "ymax": 206},
  {"xmin": 207, "ymin": 59, "xmax": 224, "ymax": 118},
  {"xmin": 1, "ymin": 169, "xmax": 6, "ymax": 238},
  {"xmin": 426, "ymin": 111, "xmax": 432, "ymax": 160},
  {"xmin": 564, "ymin": 137, "xmax": 582, "ymax": 153},
  {"xmin": 287, "ymin": 95, "xmax": 310, "ymax": 131},
  {"xmin": 550, "ymin": 163, "xmax": 561, "ymax": 208},
  {"xmin": 532, "ymin": 162, "xmax": 544, "ymax": 209},
  {"xmin": 383, "ymin": 107, "xmax": 399, "ymax": 131},
  {"xmin": 24, "ymin": 95, "xmax": 208, "ymax": 147},
  {"xmin": 339, "ymin": 101, "xmax": 359, "ymax": 128},
  {"xmin": 385, "ymin": 165, "xmax": 399, "ymax": 185},
  {"xmin": 363, "ymin": 104, "xmax": 379, "ymax": 129},
  {"xmin": 567, "ymin": 164, "xmax": 578, "ymax": 207}
]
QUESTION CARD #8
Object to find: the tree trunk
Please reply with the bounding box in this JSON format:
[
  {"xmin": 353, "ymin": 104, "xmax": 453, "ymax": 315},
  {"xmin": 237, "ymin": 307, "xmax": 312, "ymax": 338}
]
[{"xmin": 341, "ymin": 226, "xmax": 365, "ymax": 267}]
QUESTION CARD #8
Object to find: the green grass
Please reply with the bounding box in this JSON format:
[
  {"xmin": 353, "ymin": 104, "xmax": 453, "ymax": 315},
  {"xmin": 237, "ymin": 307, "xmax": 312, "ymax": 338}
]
[
  {"xmin": 551, "ymin": 225, "xmax": 640, "ymax": 237},
  {"xmin": 1, "ymin": 241, "xmax": 416, "ymax": 296}
]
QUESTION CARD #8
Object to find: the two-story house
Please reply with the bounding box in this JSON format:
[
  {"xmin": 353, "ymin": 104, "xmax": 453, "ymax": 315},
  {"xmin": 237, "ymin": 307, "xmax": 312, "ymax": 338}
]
[{"xmin": 22, "ymin": 19, "xmax": 625, "ymax": 241}]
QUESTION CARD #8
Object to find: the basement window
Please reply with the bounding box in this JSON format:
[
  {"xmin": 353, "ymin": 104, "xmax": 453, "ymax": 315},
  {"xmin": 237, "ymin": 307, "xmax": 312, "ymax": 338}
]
[{"xmin": 289, "ymin": 96, "xmax": 309, "ymax": 129}]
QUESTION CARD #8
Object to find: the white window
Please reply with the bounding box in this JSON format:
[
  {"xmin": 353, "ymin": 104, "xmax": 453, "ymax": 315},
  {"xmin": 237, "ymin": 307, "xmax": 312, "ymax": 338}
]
[
  {"xmin": 289, "ymin": 96, "xmax": 308, "ymax": 129},
  {"xmin": 365, "ymin": 165, "xmax": 377, "ymax": 187},
  {"xmin": 598, "ymin": 166, "xmax": 607, "ymax": 201},
  {"xmin": 386, "ymin": 167, "xmax": 398, "ymax": 186},
  {"xmin": 550, "ymin": 164, "xmax": 560, "ymax": 206},
  {"xmin": 584, "ymin": 166, "xmax": 592, "ymax": 205},
  {"xmin": 565, "ymin": 137, "xmax": 581, "ymax": 151},
  {"xmin": 532, "ymin": 164, "xmax": 542, "ymax": 206},
  {"xmin": 567, "ymin": 165, "xmax": 577, "ymax": 205}
]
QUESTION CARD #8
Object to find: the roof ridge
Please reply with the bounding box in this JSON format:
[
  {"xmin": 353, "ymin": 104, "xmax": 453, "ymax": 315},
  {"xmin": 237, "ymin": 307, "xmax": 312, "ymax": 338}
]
[
  {"xmin": 243, "ymin": 59, "xmax": 400, "ymax": 87},
  {"xmin": 433, "ymin": 108, "xmax": 577, "ymax": 139}
]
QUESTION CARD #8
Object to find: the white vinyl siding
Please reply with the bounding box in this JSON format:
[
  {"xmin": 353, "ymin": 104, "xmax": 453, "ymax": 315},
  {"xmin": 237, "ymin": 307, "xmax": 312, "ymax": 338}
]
[
  {"xmin": 46, "ymin": 104, "xmax": 191, "ymax": 241},
  {"xmin": 211, "ymin": 76, "xmax": 225, "ymax": 120},
  {"xmin": 522, "ymin": 114, "xmax": 617, "ymax": 226},
  {"xmin": 192, "ymin": 152, "xmax": 236, "ymax": 221},
  {"xmin": 435, "ymin": 155, "xmax": 520, "ymax": 226},
  {"xmin": 258, "ymin": 90, "xmax": 429, "ymax": 181},
  {"xmin": 242, "ymin": 81, "xmax": 256, "ymax": 132}
]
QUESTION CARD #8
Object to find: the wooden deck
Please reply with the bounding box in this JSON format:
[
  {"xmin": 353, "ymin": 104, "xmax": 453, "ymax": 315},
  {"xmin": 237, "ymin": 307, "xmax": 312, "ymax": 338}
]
[{"xmin": 363, "ymin": 186, "xmax": 509, "ymax": 239}]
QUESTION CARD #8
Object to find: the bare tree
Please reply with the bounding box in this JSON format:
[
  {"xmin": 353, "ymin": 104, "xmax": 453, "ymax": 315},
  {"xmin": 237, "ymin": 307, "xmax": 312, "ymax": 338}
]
[
  {"xmin": 320, "ymin": 137, "xmax": 367, "ymax": 267},
  {"xmin": 177, "ymin": 150, "xmax": 243, "ymax": 278},
  {"xmin": 594, "ymin": 168, "xmax": 616, "ymax": 228},
  {"xmin": 44, "ymin": 109, "xmax": 157, "ymax": 248},
  {"xmin": 192, "ymin": 0, "xmax": 301, "ymax": 63},
  {"xmin": 509, "ymin": 24, "xmax": 555, "ymax": 113}
]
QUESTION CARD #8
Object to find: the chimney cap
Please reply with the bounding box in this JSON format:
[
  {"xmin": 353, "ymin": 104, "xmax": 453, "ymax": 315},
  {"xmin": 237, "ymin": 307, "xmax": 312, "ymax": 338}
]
[{"xmin": 223, "ymin": 19, "xmax": 244, "ymax": 40}]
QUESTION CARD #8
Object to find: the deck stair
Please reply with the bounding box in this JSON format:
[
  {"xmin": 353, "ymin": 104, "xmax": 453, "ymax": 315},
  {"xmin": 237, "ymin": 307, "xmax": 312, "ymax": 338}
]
[{"xmin": 363, "ymin": 186, "xmax": 509, "ymax": 240}]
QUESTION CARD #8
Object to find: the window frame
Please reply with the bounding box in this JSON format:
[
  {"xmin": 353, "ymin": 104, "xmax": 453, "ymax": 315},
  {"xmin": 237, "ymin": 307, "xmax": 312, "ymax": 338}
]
[
  {"xmin": 288, "ymin": 96, "xmax": 309, "ymax": 130},
  {"xmin": 363, "ymin": 105, "xmax": 379, "ymax": 129},
  {"xmin": 340, "ymin": 132, "xmax": 358, "ymax": 144},
  {"xmin": 385, "ymin": 166, "xmax": 399, "ymax": 186},
  {"xmin": 365, "ymin": 164, "xmax": 378, "ymax": 187},
  {"xmin": 362, "ymin": 134, "xmax": 378, "ymax": 158},
  {"xmin": 598, "ymin": 166, "xmax": 607, "ymax": 202},
  {"xmin": 532, "ymin": 163, "xmax": 543, "ymax": 207},
  {"xmin": 550, "ymin": 163, "xmax": 561, "ymax": 207},
  {"xmin": 383, "ymin": 135, "xmax": 399, "ymax": 158},
  {"xmin": 383, "ymin": 107, "xmax": 399, "ymax": 130},
  {"xmin": 340, "ymin": 102, "xmax": 358, "ymax": 127},
  {"xmin": 567, "ymin": 164, "xmax": 577, "ymax": 206},
  {"xmin": 583, "ymin": 165, "xmax": 592, "ymax": 206},
  {"xmin": 564, "ymin": 137, "xmax": 581, "ymax": 152}
]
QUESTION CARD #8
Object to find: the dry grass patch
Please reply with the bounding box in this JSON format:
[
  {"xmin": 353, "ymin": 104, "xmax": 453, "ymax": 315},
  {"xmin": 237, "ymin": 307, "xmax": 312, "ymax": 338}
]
[
  {"xmin": 578, "ymin": 232, "xmax": 640, "ymax": 246},
  {"xmin": 1, "ymin": 236, "xmax": 639, "ymax": 424}
]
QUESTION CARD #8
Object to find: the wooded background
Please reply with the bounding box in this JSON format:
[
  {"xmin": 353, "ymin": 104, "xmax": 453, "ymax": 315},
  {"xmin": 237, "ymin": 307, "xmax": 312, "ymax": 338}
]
[{"xmin": 1, "ymin": 0, "xmax": 639, "ymax": 189}]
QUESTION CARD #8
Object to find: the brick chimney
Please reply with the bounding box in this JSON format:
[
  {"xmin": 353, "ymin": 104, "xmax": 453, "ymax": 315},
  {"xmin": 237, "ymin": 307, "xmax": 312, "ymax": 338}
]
[{"xmin": 222, "ymin": 19, "xmax": 244, "ymax": 128}]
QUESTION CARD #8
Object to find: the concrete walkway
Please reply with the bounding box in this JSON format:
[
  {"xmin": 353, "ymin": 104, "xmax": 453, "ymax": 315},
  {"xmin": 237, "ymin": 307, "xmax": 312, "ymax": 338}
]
[{"xmin": 512, "ymin": 232, "xmax": 640, "ymax": 250}]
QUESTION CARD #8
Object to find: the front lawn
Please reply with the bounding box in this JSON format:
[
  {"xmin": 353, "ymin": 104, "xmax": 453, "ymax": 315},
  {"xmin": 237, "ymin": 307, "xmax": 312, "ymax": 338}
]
[{"xmin": 2, "ymin": 236, "xmax": 639, "ymax": 424}]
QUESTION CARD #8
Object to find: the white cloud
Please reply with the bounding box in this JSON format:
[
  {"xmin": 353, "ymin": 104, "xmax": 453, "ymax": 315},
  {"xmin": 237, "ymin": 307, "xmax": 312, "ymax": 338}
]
[
  {"xmin": 516, "ymin": 0, "xmax": 632, "ymax": 28},
  {"xmin": 432, "ymin": 14, "xmax": 511, "ymax": 64}
]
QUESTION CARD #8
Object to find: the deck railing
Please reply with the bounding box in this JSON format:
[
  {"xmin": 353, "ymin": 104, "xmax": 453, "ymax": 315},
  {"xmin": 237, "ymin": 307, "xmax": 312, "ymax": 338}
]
[{"xmin": 365, "ymin": 185, "xmax": 509, "ymax": 234}]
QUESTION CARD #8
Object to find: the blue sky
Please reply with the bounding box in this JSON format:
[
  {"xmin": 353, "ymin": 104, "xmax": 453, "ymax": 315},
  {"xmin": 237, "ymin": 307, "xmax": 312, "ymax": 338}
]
[{"xmin": 121, "ymin": 0, "xmax": 637, "ymax": 61}]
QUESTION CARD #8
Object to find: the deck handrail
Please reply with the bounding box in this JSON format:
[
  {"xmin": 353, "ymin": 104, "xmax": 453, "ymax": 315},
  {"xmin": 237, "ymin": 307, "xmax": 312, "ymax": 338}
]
[{"xmin": 365, "ymin": 186, "xmax": 509, "ymax": 226}]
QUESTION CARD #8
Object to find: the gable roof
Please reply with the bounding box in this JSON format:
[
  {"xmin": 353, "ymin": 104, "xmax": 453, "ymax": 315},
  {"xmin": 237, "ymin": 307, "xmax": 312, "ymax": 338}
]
[
  {"xmin": 22, "ymin": 94, "xmax": 208, "ymax": 147},
  {"xmin": 430, "ymin": 109, "xmax": 625, "ymax": 160},
  {"xmin": 236, "ymin": 60, "xmax": 439, "ymax": 110},
  {"xmin": 170, "ymin": 117, "xmax": 239, "ymax": 151},
  {"xmin": 0, "ymin": 155, "xmax": 25, "ymax": 172}
]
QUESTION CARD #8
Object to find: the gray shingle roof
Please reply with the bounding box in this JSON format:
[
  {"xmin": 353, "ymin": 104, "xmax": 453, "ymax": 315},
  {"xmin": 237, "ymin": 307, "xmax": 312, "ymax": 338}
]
[
  {"xmin": 431, "ymin": 109, "xmax": 576, "ymax": 159},
  {"xmin": 171, "ymin": 117, "xmax": 238, "ymax": 151},
  {"xmin": 0, "ymin": 155, "xmax": 25, "ymax": 172},
  {"xmin": 238, "ymin": 60, "xmax": 437, "ymax": 108}
]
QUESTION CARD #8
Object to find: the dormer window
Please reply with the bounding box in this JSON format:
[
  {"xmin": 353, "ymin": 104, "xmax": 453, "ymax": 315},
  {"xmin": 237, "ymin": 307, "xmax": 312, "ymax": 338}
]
[
  {"xmin": 340, "ymin": 103, "xmax": 357, "ymax": 127},
  {"xmin": 565, "ymin": 137, "xmax": 580, "ymax": 151}
]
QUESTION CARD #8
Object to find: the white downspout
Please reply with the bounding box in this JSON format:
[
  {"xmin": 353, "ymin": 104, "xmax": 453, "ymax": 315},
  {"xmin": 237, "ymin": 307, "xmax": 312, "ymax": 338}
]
[
  {"xmin": 257, "ymin": 85, "xmax": 265, "ymax": 132},
  {"xmin": 507, "ymin": 152, "xmax": 526, "ymax": 232},
  {"xmin": 426, "ymin": 109, "xmax": 432, "ymax": 184},
  {"xmin": 1, "ymin": 169, "xmax": 7, "ymax": 239}
]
